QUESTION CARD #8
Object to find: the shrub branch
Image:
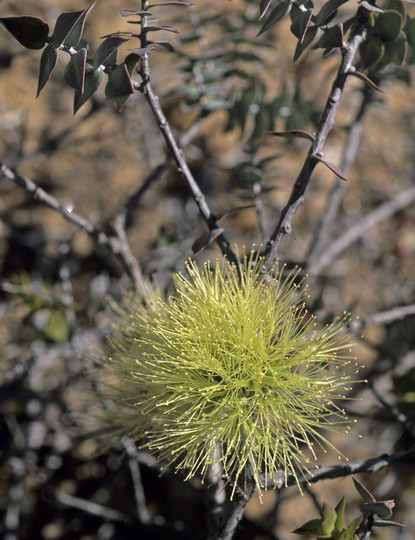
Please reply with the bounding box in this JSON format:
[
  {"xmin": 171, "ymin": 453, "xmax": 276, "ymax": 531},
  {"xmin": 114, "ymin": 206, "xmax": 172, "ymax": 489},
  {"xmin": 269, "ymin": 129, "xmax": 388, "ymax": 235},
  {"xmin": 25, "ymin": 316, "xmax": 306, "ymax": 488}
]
[{"xmin": 262, "ymin": 7, "xmax": 370, "ymax": 266}]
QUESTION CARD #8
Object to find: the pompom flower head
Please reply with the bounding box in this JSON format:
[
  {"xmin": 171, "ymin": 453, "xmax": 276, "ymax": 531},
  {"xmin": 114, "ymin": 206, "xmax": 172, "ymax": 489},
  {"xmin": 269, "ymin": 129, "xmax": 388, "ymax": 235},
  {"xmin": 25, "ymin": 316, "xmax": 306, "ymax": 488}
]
[{"xmin": 100, "ymin": 253, "xmax": 359, "ymax": 496}]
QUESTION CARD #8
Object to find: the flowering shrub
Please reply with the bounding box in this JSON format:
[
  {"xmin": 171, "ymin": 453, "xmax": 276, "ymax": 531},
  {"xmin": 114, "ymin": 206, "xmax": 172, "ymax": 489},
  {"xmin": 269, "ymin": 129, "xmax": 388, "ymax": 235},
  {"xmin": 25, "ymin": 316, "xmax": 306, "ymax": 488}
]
[{"xmin": 101, "ymin": 253, "xmax": 359, "ymax": 496}]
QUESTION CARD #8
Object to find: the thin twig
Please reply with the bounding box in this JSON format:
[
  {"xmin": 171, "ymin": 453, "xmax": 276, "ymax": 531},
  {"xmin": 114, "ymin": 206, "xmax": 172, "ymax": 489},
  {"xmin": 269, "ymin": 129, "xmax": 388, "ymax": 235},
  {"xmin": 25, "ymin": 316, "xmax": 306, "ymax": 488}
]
[
  {"xmin": 308, "ymin": 185, "xmax": 415, "ymax": 275},
  {"xmin": 268, "ymin": 448, "xmax": 415, "ymax": 489},
  {"xmin": 262, "ymin": 7, "xmax": 370, "ymax": 267},
  {"xmin": 211, "ymin": 475, "xmax": 256, "ymax": 540},
  {"xmin": 121, "ymin": 437, "xmax": 152, "ymax": 525},
  {"xmin": 307, "ymin": 87, "xmax": 372, "ymax": 265},
  {"xmin": 368, "ymin": 382, "xmax": 415, "ymax": 440},
  {"xmin": 111, "ymin": 113, "xmax": 207, "ymax": 231},
  {"xmin": 0, "ymin": 161, "xmax": 148, "ymax": 290},
  {"xmin": 138, "ymin": 2, "xmax": 238, "ymax": 266},
  {"xmin": 351, "ymin": 304, "xmax": 415, "ymax": 332},
  {"xmin": 53, "ymin": 488, "xmax": 133, "ymax": 524}
]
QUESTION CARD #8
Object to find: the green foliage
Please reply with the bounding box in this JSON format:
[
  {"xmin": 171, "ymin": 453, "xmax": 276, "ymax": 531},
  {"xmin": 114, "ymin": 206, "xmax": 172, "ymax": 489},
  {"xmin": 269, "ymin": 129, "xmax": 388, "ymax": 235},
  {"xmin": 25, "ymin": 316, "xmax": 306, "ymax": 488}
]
[
  {"xmin": 1, "ymin": 274, "xmax": 70, "ymax": 343},
  {"xmin": 294, "ymin": 476, "xmax": 405, "ymax": 539},
  {"xmin": 0, "ymin": 15, "xmax": 49, "ymax": 49},
  {"xmin": 2, "ymin": 0, "xmax": 415, "ymax": 120}
]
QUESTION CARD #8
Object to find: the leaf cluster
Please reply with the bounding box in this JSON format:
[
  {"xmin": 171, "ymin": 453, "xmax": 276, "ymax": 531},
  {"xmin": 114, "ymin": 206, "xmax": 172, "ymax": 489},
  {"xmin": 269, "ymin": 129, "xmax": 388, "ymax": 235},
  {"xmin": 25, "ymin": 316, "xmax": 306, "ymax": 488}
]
[
  {"xmin": 0, "ymin": 2, "xmax": 188, "ymax": 113},
  {"xmin": 294, "ymin": 475, "xmax": 405, "ymax": 539}
]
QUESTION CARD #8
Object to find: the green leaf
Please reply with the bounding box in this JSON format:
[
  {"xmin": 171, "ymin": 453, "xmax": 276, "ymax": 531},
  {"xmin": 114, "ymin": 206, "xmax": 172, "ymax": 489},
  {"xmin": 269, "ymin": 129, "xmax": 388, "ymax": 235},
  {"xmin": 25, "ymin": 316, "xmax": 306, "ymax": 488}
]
[
  {"xmin": 334, "ymin": 497, "xmax": 346, "ymax": 533},
  {"xmin": 63, "ymin": 47, "xmax": 87, "ymax": 92},
  {"xmin": 382, "ymin": 0, "xmax": 405, "ymax": 16},
  {"xmin": 269, "ymin": 129, "xmax": 315, "ymax": 142},
  {"xmin": 148, "ymin": 40, "xmax": 175, "ymax": 52},
  {"xmin": 73, "ymin": 68, "xmax": 103, "ymax": 114},
  {"xmin": 344, "ymin": 516, "xmax": 362, "ymax": 540},
  {"xmin": 314, "ymin": 0, "xmax": 350, "ymax": 26},
  {"xmin": 294, "ymin": 504, "xmax": 337, "ymax": 537},
  {"xmin": 102, "ymin": 49, "xmax": 118, "ymax": 69},
  {"xmin": 404, "ymin": 17, "xmax": 415, "ymax": 46},
  {"xmin": 0, "ymin": 15, "xmax": 49, "ymax": 50},
  {"xmin": 294, "ymin": 26, "xmax": 320, "ymax": 61},
  {"xmin": 46, "ymin": 309, "xmax": 69, "ymax": 343},
  {"xmin": 260, "ymin": 0, "xmax": 273, "ymax": 19},
  {"xmin": 120, "ymin": 10, "xmax": 153, "ymax": 17},
  {"xmin": 375, "ymin": 10, "xmax": 403, "ymax": 42},
  {"xmin": 359, "ymin": 0, "xmax": 384, "ymax": 12},
  {"xmin": 318, "ymin": 24, "xmax": 343, "ymax": 49},
  {"xmin": 113, "ymin": 53, "xmax": 140, "ymax": 110},
  {"xmin": 37, "ymin": 44, "xmax": 58, "ymax": 96},
  {"xmin": 191, "ymin": 228, "xmax": 225, "ymax": 254},
  {"xmin": 352, "ymin": 476, "xmax": 376, "ymax": 503},
  {"xmin": 148, "ymin": 1, "xmax": 192, "ymax": 6},
  {"xmin": 65, "ymin": 2, "xmax": 96, "ymax": 48},
  {"xmin": 313, "ymin": 154, "xmax": 348, "ymax": 181},
  {"xmin": 348, "ymin": 71, "xmax": 383, "ymax": 92},
  {"xmin": 93, "ymin": 36, "xmax": 129, "ymax": 69},
  {"xmin": 290, "ymin": 9, "xmax": 313, "ymax": 42},
  {"xmin": 50, "ymin": 9, "xmax": 85, "ymax": 48},
  {"xmin": 105, "ymin": 63, "xmax": 134, "ymax": 99},
  {"xmin": 257, "ymin": 2, "xmax": 291, "ymax": 36},
  {"xmin": 376, "ymin": 32, "xmax": 407, "ymax": 68},
  {"xmin": 372, "ymin": 519, "xmax": 405, "ymax": 527},
  {"xmin": 361, "ymin": 500, "xmax": 395, "ymax": 519},
  {"xmin": 143, "ymin": 25, "xmax": 180, "ymax": 34},
  {"xmin": 359, "ymin": 37, "xmax": 384, "ymax": 69}
]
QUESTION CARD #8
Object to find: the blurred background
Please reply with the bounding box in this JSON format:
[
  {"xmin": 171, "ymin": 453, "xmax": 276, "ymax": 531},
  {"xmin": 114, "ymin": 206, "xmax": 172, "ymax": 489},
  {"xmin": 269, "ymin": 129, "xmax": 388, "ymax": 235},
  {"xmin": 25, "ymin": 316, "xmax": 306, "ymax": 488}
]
[{"xmin": 1, "ymin": 0, "xmax": 415, "ymax": 538}]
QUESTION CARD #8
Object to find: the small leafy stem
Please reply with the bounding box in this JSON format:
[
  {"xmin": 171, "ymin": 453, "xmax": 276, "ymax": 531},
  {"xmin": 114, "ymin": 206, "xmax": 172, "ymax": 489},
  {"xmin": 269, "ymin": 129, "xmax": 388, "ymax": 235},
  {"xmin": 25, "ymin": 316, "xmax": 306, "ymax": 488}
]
[
  {"xmin": 137, "ymin": 1, "xmax": 239, "ymax": 266},
  {"xmin": 262, "ymin": 7, "xmax": 370, "ymax": 267}
]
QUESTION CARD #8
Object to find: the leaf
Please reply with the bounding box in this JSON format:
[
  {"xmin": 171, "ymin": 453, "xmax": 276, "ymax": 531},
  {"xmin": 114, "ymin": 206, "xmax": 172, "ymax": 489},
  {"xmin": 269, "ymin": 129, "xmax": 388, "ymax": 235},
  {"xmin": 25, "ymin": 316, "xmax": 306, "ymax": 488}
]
[
  {"xmin": 294, "ymin": 26, "xmax": 320, "ymax": 61},
  {"xmin": 344, "ymin": 516, "xmax": 363, "ymax": 540},
  {"xmin": 375, "ymin": 10, "xmax": 403, "ymax": 42},
  {"xmin": 105, "ymin": 63, "xmax": 135, "ymax": 108},
  {"xmin": 334, "ymin": 497, "xmax": 346, "ymax": 533},
  {"xmin": 37, "ymin": 44, "xmax": 58, "ymax": 96},
  {"xmin": 143, "ymin": 25, "xmax": 180, "ymax": 34},
  {"xmin": 192, "ymin": 228, "xmax": 225, "ymax": 254},
  {"xmin": 113, "ymin": 53, "xmax": 140, "ymax": 110},
  {"xmin": 73, "ymin": 68, "xmax": 103, "ymax": 114},
  {"xmin": 348, "ymin": 70, "xmax": 383, "ymax": 92},
  {"xmin": 93, "ymin": 37, "xmax": 129, "ymax": 69},
  {"xmin": 359, "ymin": 37, "xmax": 384, "ymax": 69},
  {"xmin": 352, "ymin": 476, "xmax": 376, "ymax": 503},
  {"xmin": 63, "ymin": 47, "xmax": 87, "ymax": 92},
  {"xmin": 361, "ymin": 500, "xmax": 395, "ymax": 519},
  {"xmin": 312, "ymin": 154, "xmax": 348, "ymax": 181},
  {"xmin": 372, "ymin": 519, "xmax": 406, "ymax": 527},
  {"xmin": 0, "ymin": 15, "xmax": 49, "ymax": 50},
  {"xmin": 318, "ymin": 24, "xmax": 343, "ymax": 49},
  {"xmin": 128, "ymin": 46, "xmax": 156, "ymax": 55},
  {"xmin": 359, "ymin": 0, "xmax": 384, "ymax": 12},
  {"xmin": 257, "ymin": 2, "xmax": 291, "ymax": 36},
  {"xmin": 65, "ymin": 2, "xmax": 96, "ymax": 48},
  {"xmin": 149, "ymin": 1, "xmax": 192, "ymax": 6},
  {"xmin": 50, "ymin": 8, "xmax": 86, "ymax": 48},
  {"xmin": 46, "ymin": 310, "xmax": 69, "ymax": 343},
  {"xmin": 269, "ymin": 129, "xmax": 315, "ymax": 141},
  {"xmin": 120, "ymin": 10, "xmax": 153, "ymax": 17},
  {"xmin": 260, "ymin": 0, "xmax": 274, "ymax": 19},
  {"xmin": 148, "ymin": 40, "xmax": 175, "ymax": 52},
  {"xmin": 102, "ymin": 49, "xmax": 118, "ymax": 69},
  {"xmin": 314, "ymin": 0, "xmax": 350, "ymax": 25},
  {"xmin": 290, "ymin": 8, "xmax": 313, "ymax": 43},
  {"xmin": 405, "ymin": 17, "xmax": 415, "ymax": 46},
  {"xmin": 293, "ymin": 504, "xmax": 337, "ymax": 537}
]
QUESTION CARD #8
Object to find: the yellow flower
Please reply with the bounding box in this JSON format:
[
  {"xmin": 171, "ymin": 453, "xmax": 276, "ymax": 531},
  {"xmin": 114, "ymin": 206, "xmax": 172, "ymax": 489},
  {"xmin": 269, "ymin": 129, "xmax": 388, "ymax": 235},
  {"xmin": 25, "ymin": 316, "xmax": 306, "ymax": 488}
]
[{"xmin": 100, "ymin": 253, "xmax": 360, "ymax": 497}]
